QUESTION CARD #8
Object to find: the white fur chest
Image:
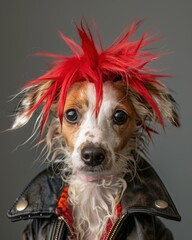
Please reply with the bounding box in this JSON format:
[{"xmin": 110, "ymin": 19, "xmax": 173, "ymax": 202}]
[{"xmin": 67, "ymin": 176, "xmax": 126, "ymax": 240}]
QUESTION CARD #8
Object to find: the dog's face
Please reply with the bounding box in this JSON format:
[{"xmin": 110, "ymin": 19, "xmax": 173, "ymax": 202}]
[
  {"xmin": 12, "ymin": 78, "xmax": 179, "ymax": 181},
  {"xmin": 61, "ymin": 81, "xmax": 136, "ymax": 180}
]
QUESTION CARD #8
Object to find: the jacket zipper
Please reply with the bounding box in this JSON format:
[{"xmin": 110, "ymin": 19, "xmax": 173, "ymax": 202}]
[
  {"xmin": 55, "ymin": 214, "xmax": 127, "ymax": 240},
  {"xmin": 106, "ymin": 214, "xmax": 127, "ymax": 240},
  {"xmin": 54, "ymin": 216, "xmax": 73, "ymax": 240},
  {"xmin": 54, "ymin": 216, "xmax": 64, "ymax": 240}
]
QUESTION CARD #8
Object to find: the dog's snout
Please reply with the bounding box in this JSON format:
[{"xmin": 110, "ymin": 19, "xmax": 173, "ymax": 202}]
[{"xmin": 81, "ymin": 145, "xmax": 106, "ymax": 167}]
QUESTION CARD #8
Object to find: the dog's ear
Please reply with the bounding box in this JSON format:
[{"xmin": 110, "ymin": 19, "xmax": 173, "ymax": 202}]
[
  {"xmin": 12, "ymin": 81, "xmax": 54, "ymax": 129},
  {"xmin": 130, "ymin": 82, "xmax": 180, "ymax": 127}
]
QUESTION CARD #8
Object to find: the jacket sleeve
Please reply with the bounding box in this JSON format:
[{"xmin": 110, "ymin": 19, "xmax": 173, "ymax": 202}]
[
  {"xmin": 22, "ymin": 219, "xmax": 53, "ymax": 240},
  {"xmin": 154, "ymin": 217, "xmax": 174, "ymax": 240},
  {"xmin": 115, "ymin": 215, "xmax": 174, "ymax": 240},
  {"xmin": 22, "ymin": 216, "xmax": 68, "ymax": 240}
]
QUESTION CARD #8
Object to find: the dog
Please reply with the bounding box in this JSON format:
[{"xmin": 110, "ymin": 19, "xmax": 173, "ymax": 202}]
[{"xmin": 10, "ymin": 21, "xmax": 180, "ymax": 240}]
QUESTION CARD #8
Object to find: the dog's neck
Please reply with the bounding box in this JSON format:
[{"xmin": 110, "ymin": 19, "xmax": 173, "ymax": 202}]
[{"xmin": 67, "ymin": 175, "xmax": 127, "ymax": 240}]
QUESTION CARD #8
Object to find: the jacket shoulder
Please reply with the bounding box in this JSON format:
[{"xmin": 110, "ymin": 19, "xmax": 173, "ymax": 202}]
[
  {"xmin": 122, "ymin": 157, "xmax": 181, "ymax": 221},
  {"xmin": 7, "ymin": 166, "xmax": 63, "ymax": 222}
]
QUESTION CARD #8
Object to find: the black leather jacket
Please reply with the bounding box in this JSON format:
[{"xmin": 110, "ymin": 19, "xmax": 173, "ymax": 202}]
[{"xmin": 7, "ymin": 159, "xmax": 181, "ymax": 239}]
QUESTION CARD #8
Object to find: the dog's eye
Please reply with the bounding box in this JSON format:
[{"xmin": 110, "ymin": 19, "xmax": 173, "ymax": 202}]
[
  {"xmin": 113, "ymin": 110, "xmax": 128, "ymax": 125},
  {"xmin": 64, "ymin": 109, "xmax": 79, "ymax": 124}
]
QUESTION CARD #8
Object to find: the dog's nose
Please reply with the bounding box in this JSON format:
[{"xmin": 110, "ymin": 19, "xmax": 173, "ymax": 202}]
[{"xmin": 81, "ymin": 145, "xmax": 106, "ymax": 167}]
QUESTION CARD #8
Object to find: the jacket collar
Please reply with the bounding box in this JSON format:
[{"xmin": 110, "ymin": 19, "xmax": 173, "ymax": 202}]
[
  {"xmin": 121, "ymin": 158, "xmax": 181, "ymax": 221},
  {"xmin": 7, "ymin": 158, "xmax": 181, "ymax": 222}
]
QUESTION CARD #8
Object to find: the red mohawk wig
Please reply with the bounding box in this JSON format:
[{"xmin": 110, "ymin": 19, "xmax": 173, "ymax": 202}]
[{"xmin": 23, "ymin": 21, "xmax": 167, "ymax": 131}]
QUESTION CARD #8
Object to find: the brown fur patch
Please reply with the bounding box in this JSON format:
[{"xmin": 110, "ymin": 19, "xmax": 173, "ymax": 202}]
[
  {"xmin": 112, "ymin": 82, "xmax": 136, "ymax": 152},
  {"xmin": 61, "ymin": 82, "xmax": 89, "ymax": 151}
]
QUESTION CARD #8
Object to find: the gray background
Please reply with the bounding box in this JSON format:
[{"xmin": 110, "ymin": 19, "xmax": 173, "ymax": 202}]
[{"xmin": 0, "ymin": 0, "xmax": 191, "ymax": 239}]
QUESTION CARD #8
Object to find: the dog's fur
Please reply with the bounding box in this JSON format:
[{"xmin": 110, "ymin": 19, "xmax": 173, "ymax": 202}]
[{"xmin": 11, "ymin": 22, "xmax": 179, "ymax": 240}]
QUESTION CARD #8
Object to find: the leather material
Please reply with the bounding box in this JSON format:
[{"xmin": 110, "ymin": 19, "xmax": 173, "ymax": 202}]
[
  {"xmin": 121, "ymin": 159, "xmax": 180, "ymax": 221},
  {"xmin": 8, "ymin": 166, "xmax": 63, "ymax": 221},
  {"xmin": 7, "ymin": 157, "xmax": 181, "ymax": 239}
]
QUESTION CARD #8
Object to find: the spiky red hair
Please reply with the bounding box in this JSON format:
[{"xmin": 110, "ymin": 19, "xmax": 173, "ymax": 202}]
[{"xmin": 25, "ymin": 21, "xmax": 166, "ymax": 130}]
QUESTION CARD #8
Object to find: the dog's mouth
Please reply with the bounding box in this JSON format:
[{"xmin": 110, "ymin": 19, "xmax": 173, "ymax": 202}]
[
  {"xmin": 76, "ymin": 165, "xmax": 104, "ymax": 181},
  {"xmin": 76, "ymin": 170, "xmax": 115, "ymax": 182},
  {"xmin": 76, "ymin": 165, "xmax": 122, "ymax": 182},
  {"xmin": 80, "ymin": 165, "xmax": 105, "ymax": 172}
]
